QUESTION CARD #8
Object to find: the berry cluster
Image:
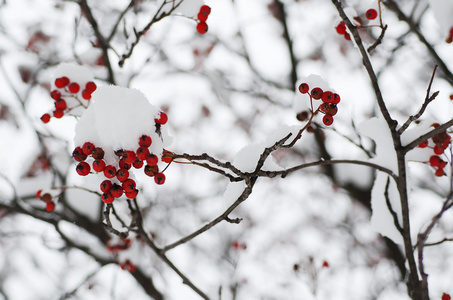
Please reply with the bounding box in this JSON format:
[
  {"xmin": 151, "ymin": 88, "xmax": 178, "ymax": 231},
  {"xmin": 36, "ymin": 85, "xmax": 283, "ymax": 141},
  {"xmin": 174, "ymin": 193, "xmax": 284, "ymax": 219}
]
[
  {"xmin": 73, "ymin": 112, "xmax": 172, "ymax": 204},
  {"xmin": 41, "ymin": 76, "xmax": 97, "ymax": 123},
  {"xmin": 297, "ymin": 82, "xmax": 340, "ymax": 126},
  {"xmin": 196, "ymin": 5, "xmax": 211, "ymax": 35},
  {"xmin": 120, "ymin": 259, "xmax": 136, "ymax": 273},
  {"xmin": 446, "ymin": 27, "xmax": 453, "ymax": 44},
  {"xmin": 334, "ymin": 8, "xmax": 379, "ymax": 41},
  {"xmin": 35, "ymin": 189, "xmax": 57, "ymax": 212},
  {"xmin": 107, "ymin": 237, "xmax": 131, "ymax": 253},
  {"xmin": 418, "ymin": 123, "xmax": 451, "ymax": 177}
]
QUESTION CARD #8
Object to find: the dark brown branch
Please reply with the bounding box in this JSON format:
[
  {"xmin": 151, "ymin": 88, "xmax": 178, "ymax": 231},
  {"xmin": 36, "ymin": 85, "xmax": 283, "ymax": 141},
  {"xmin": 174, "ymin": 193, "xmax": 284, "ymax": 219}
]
[
  {"xmin": 367, "ymin": 24, "xmax": 388, "ymax": 53},
  {"xmin": 383, "ymin": 177, "xmax": 404, "ymax": 235},
  {"xmin": 402, "ymin": 119, "xmax": 453, "ymax": 153},
  {"xmin": 103, "ymin": 204, "xmax": 128, "ymax": 238},
  {"xmin": 398, "ymin": 65, "xmax": 439, "ymax": 134}
]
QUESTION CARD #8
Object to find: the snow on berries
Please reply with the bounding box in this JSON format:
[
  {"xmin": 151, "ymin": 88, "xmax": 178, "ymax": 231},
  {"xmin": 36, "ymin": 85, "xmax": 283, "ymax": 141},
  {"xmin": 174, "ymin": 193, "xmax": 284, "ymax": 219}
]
[
  {"xmin": 294, "ymin": 74, "xmax": 341, "ymax": 127},
  {"xmin": 73, "ymin": 85, "xmax": 172, "ymax": 204},
  {"xmin": 40, "ymin": 64, "xmax": 97, "ymax": 123}
]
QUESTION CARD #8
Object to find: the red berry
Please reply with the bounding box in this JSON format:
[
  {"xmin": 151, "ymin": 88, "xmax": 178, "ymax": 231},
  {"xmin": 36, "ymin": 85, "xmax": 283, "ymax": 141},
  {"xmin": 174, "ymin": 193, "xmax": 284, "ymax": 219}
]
[
  {"xmin": 319, "ymin": 102, "xmax": 330, "ymax": 113},
  {"xmin": 46, "ymin": 202, "xmax": 56, "ymax": 212},
  {"xmin": 133, "ymin": 158, "xmax": 144, "ymax": 169},
  {"xmin": 53, "ymin": 109, "xmax": 64, "ymax": 119},
  {"xmin": 418, "ymin": 140, "xmax": 428, "ymax": 148},
  {"xmin": 76, "ymin": 161, "xmax": 91, "ymax": 176},
  {"xmin": 344, "ymin": 32, "xmax": 351, "ymax": 40},
  {"xmin": 144, "ymin": 165, "xmax": 159, "ymax": 177},
  {"xmin": 81, "ymin": 89, "xmax": 92, "ymax": 100},
  {"xmin": 85, "ymin": 81, "xmax": 97, "ymax": 93},
  {"xmin": 55, "ymin": 76, "xmax": 70, "ymax": 88},
  {"xmin": 136, "ymin": 147, "xmax": 150, "ymax": 161},
  {"xmin": 196, "ymin": 22, "xmax": 208, "ymax": 34},
  {"xmin": 322, "ymin": 261, "xmax": 329, "ymax": 268},
  {"xmin": 322, "ymin": 114, "xmax": 334, "ymax": 126},
  {"xmin": 55, "ymin": 98, "xmax": 67, "ymax": 110},
  {"xmin": 139, "ymin": 135, "xmax": 152, "ymax": 147},
  {"xmin": 336, "ymin": 22, "xmax": 346, "ymax": 35},
  {"xmin": 435, "ymin": 168, "xmax": 445, "ymax": 177},
  {"xmin": 442, "ymin": 293, "xmax": 451, "ymax": 300},
  {"xmin": 162, "ymin": 150, "xmax": 174, "ymax": 163},
  {"xmin": 366, "ymin": 9, "xmax": 378, "ymax": 20},
  {"xmin": 104, "ymin": 165, "xmax": 117, "ymax": 178},
  {"xmin": 200, "ymin": 5, "xmax": 211, "ymax": 16},
  {"xmin": 439, "ymin": 160, "xmax": 447, "ymax": 169},
  {"xmin": 100, "ymin": 180, "xmax": 113, "ymax": 193},
  {"xmin": 327, "ymin": 104, "xmax": 338, "ymax": 116},
  {"xmin": 296, "ymin": 111, "xmax": 309, "ymax": 121},
  {"xmin": 123, "ymin": 150, "xmax": 136, "ymax": 164},
  {"xmin": 82, "ymin": 142, "xmax": 95, "ymax": 155},
  {"xmin": 93, "ymin": 159, "xmax": 106, "ymax": 172},
  {"xmin": 73, "ymin": 147, "xmax": 88, "ymax": 162},
  {"xmin": 298, "ymin": 83, "xmax": 309, "ymax": 94},
  {"xmin": 154, "ymin": 172, "xmax": 166, "ymax": 185},
  {"xmin": 311, "ymin": 87, "xmax": 323, "ymax": 100},
  {"xmin": 321, "ymin": 91, "xmax": 334, "ymax": 103},
  {"xmin": 198, "ymin": 11, "xmax": 208, "ymax": 22},
  {"xmin": 146, "ymin": 154, "xmax": 158, "ymax": 166},
  {"xmin": 434, "ymin": 145, "xmax": 444, "ymax": 155},
  {"xmin": 41, "ymin": 193, "xmax": 52, "ymax": 203},
  {"xmin": 109, "ymin": 183, "xmax": 123, "ymax": 198},
  {"xmin": 116, "ymin": 168, "xmax": 129, "ymax": 182},
  {"xmin": 36, "ymin": 190, "xmax": 43, "ymax": 198},
  {"xmin": 122, "ymin": 179, "xmax": 136, "ymax": 192},
  {"xmin": 125, "ymin": 189, "xmax": 139, "ymax": 199},
  {"xmin": 429, "ymin": 155, "xmax": 441, "ymax": 167},
  {"xmin": 91, "ymin": 147, "xmax": 105, "ymax": 159},
  {"xmin": 68, "ymin": 82, "xmax": 80, "ymax": 93},
  {"xmin": 119, "ymin": 159, "xmax": 131, "ymax": 170},
  {"xmin": 102, "ymin": 192, "xmax": 114, "ymax": 204},
  {"xmin": 41, "ymin": 113, "xmax": 51, "ymax": 123},
  {"xmin": 155, "ymin": 112, "xmax": 168, "ymax": 125},
  {"xmin": 332, "ymin": 93, "xmax": 340, "ymax": 104},
  {"xmin": 50, "ymin": 90, "xmax": 61, "ymax": 100}
]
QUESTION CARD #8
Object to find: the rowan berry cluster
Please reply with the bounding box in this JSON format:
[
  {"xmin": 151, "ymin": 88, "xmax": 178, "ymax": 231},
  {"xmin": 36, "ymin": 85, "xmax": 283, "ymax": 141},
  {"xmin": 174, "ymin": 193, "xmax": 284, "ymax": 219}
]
[
  {"xmin": 446, "ymin": 27, "xmax": 453, "ymax": 44},
  {"xmin": 41, "ymin": 76, "xmax": 97, "ymax": 123},
  {"xmin": 196, "ymin": 5, "xmax": 211, "ymax": 34},
  {"xmin": 107, "ymin": 237, "xmax": 131, "ymax": 253},
  {"xmin": 297, "ymin": 82, "xmax": 340, "ymax": 126},
  {"xmin": 73, "ymin": 112, "xmax": 172, "ymax": 204},
  {"xmin": 35, "ymin": 189, "xmax": 57, "ymax": 212},
  {"xmin": 120, "ymin": 259, "xmax": 136, "ymax": 273},
  {"xmin": 418, "ymin": 123, "xmax": 451, "ymax": 177},
  {"xmin": 334, "ymin": 8, "xmax": 379, "ymax": 41}
]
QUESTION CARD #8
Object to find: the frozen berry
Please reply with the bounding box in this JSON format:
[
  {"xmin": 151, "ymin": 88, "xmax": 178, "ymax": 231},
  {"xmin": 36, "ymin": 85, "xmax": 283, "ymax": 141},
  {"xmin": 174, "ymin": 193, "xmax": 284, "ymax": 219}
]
[
  {"xmin": 136, "ymin": 147, "xmax": 150, "ymax": 161},
  {"xmin": 119, "ymin": 159, "xmax": 131, "ymax": 170},
  {"xmin": 435, "ymin": 168, "xmax": 445, "ymax": 177},
  {"xmin": 91, "ymin": 147, "xmax": 105, "ymax": 159},
  {"xmin": 73, "ymin": 147, "xmax": 88, "ymax": 162},
  {"xmin": 68, "ymin": 82, "xmax": 80, "ymax": 93},
  {"xmin": 311, "ymin": 87, "xmax": 323, "ymax": 100},
  {"xmin": 100, "ymin": 180, "xmax": 113, "ymax": 193},
  {"xmin": 155, "ymin": 112, "xmax": 168, "ymax": 125},
  {"xmin": 125, "ymin": 189, "xmax": 139, "ymax": 199},
  {"xmin": 434, "ymin": 145, "xmax": 444, "ymax": 155},
  {"xmin": 154, "ymin": 172, "xmax": 166, "ymax": 185},
  {"xmin": 81, "ymin": 89, "xmax": 92, "ymax": 100},
  {"xmin": 102, "ymin": 192, "xmax": 114, "ymax": 204},
  {"xmin": 46, "ymin": 202, "xmax": 56, "ymax": 212},
  {"xmin": 198, "ymin": 11, "xmax": 208, "ymax": 22},
  {"xmin": 332, "ymin": 93, "xmax": 340, "ymax": 104},
  {"xmin": 82, "ymin": 142, "xmax": 95, "ymax": 155},
  {"xmin": 116, "ymin": 168, "xmax": 129, "ymax": 182},
  {"xmin": 55, "ymin": 98, "xmax": 67, "ymax": 110},
  {"xmin": 144, "ymin": 165, "xmax": 159, "ymax": 177},
  {"xmin": 196, "ymin": 22, "xmax": 208, "ymax": 34},
  {"xmin": 123, "ymin": 151, "xmax": 136, "ymax": 164},
  {"xmin": 104, "ymin": 165, "xmax": 117, "ymax": 179},
  {"xmin": 366, "ymin": 9, "xmax": 378, "ymax": 20},
  {"xmin": 55, "ymin": 77, "xmax": 70, "ymax": 88},
  {"xmin": 110, "ymin": 184, "xmax": 123, "ymax": 198},
  {"xmin": 122, "ymin": 179, "xmax": 136, "ymax": 192},
  {"xmin": 133, "ymin": 158, "xmax": 144, "ymax": 169},
  {"xmin": 344, "ymin": 32, "xmax": 351, "ymax": 40},
  {"xmin": 146, "ymin": 154, "xmax": 158, "ymax": 166},
  {"xmin": 442, "ymin": 293, "xmax": 451, "ymax": 300},
  {"xmin": 93, "ymin": 159, "xmax": 106, "ymax": 172},
  {"xmin": 85, "ymin": 81, "xmax": 97, "ymax": 93},
  {"xmin": 53, "ymin": 109, "xmax": 64, "ymax": 119},
  {"xmin": 50, "ymin": 90, "xmax": 61, "ymax": 100},
  {"xmin": 76, "ymin": 161, "xmax": 91, "ymax": 176},
  {"xmin": 336, "ymin": 22, "xmax": 346, "ymax": 35},
  {"xmin": 139, "ymin": 135, "xmax": 152, "ymax": 147},
  {"xmin": 298, "ymin": 83, "xmax": 309, "ymax": 94},
  {"xmin": 41, "ymin": 113, "xmax": 51, "ymax": 123},
  {"xmin": 322, "ymin": 114, "xmax": 334, "ymax": 126},
  {"xmin": 41, "ymin": 193, "xmax": 52, "ymax": 203}
]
